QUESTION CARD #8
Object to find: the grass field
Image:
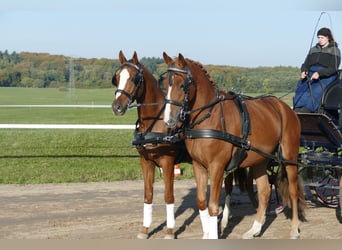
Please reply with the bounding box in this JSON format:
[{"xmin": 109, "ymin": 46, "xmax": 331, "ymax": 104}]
[
  {"xmin": 0, "ymin": 129, "xmax": 141, "ymax": 183},
  {"xmin": 0, "ymin": 87, "xmax": 293, "ymax": 184},
  {"xmin": 0, "ymin": 87, "xmax": 196, "ymax": 184},
  {"xmin": 0, "ymin": 87, "xmax": 114, "ymax": 105}
]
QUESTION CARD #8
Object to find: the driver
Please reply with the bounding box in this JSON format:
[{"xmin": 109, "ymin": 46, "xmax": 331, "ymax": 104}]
[{"xmin": 293, "ymin": 27, "xmax": 341, "ymax": 113}]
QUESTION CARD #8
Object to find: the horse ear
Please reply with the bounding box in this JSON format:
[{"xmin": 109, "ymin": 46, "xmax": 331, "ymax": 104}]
[
  {"xmin": 119, "ymin": 50, "xmax": 127, "ymax": 64},
  {"xmin": 178, "ymin": 53, "xmax": 186, "ymax": 68},
  {"xmin": 163, "ymin": 52, "xmax": 173, "ymax": 65},
  {"xmin": 132, "ymin": 51, "xmax": 139, "ymax": 65}
]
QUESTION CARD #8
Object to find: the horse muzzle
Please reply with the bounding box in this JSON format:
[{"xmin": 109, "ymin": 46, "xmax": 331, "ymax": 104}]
[
  {"xmin": 165, "ymin": 118, "xmax": 177, "ymax": 129},
  {"xmin": 164, "ymin": 109, "xmax": 181, "ymax": 128},
  {"xmin": 112, "ymin": 101, "xmax": 127, "ymax": 116}
]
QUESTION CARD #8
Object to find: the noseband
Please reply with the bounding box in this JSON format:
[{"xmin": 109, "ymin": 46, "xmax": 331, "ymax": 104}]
[{"xmin": 113, "ymin": 62, "xmax": 144, "ymax": 106}]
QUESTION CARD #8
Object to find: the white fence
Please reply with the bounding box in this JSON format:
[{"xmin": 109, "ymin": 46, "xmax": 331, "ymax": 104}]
[
  {"xmin": 0, "ymin": 124, "xmax": 135, "ymax": 129},
  {"xmin": 0, "ymin": 104, "xmax": 134, "ymax": 129}
]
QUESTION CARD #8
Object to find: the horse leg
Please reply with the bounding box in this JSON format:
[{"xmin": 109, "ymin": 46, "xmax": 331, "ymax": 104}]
[
  {"xmin": 243, "ymin": 168, "xmax": 270, "ymax": 239},
  {"xmin": 193, "ymin": 162, "xmax": 210, "ymax": 239},
  {"xmin": 221, "ymin": 173, "xmax": 233, "ymax": 233},
  {"xmin": 161, "ymin": 159, "xmax": 175, "ymax": 239},
  {"xmin": 207, "ymin": 166, "xmax": 225, "ymax": 239},
  {"xmin": 286, "ymin": 165, "xmax": 301, "ymax": 239},
  {"xmin": 137, "ymin": 159, "xmax": 155, "ymax": 239}
]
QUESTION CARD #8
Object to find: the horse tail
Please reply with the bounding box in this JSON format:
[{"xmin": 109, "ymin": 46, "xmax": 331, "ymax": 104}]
[
  {"xmin": 233, "ymin": 168, "xmax": 248, "ymax": 193},
  {"xmin": 277, "ymin": 163, "xmax": 306, "ymax": 212}
]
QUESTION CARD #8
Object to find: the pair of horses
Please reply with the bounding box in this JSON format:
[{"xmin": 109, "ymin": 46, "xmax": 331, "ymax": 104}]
[{"xmin": 112, "ymin": 51, "xmax": 306, "ymax": 239}]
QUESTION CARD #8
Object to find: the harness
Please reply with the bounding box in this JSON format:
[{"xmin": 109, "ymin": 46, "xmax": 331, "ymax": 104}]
[
  {"xmin": 185, "ymin": 94, "xmax": 251, "ymax": 172},
  {"xmin": 165, "ymin": 65, "xmax": 299, "ymax": 173},
  {"xmin": 114, "ymin": 61, "xmax": 185, "ymax": 152}
]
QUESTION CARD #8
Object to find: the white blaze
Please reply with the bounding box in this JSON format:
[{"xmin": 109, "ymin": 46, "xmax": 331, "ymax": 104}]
[
  {"xmin": 164, "ymin": 85, "xmax": 173, "ymax": 123},
  {"xmin": 115, "ymin": 69, "xmax": 130, "ymax": 99}
]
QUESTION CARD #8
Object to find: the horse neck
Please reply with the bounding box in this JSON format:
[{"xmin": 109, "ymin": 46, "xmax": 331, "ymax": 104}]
[{"xmin": 191, "ymin": 71, "xmax": 217, "ymax": 109}]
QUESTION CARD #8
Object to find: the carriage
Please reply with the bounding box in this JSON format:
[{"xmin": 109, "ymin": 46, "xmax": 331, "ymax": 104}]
[
  {"xmin": 235, "ymin": 71, "xmax": 342, "ymax": 212},
  {"xmin": 295, "ymin": 72, "xmax": 342, "ymax": 208},
  {"xmin": 259, "ymin": 73, "xmax": 342, "ymax": 213}
]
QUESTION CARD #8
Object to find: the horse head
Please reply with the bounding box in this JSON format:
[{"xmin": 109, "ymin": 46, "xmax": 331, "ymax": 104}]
[
  {"xmin": 162, "ymin": 52, "xmax": 195, "ymax": 128},
  {"xmin": 112, "ymin": 50, "xmax": 144, "ymax": 115}
]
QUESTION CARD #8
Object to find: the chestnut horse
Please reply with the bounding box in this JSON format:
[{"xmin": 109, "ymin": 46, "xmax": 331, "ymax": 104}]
[
  {"xmin": 161, "ymin": 52, "xmax": 306, "ymax": 239},
  {"xmin": 112, "ymin": 51, "xmax": 248, "ymax": 239},
  {"xmin": 112, "ymin": 51, "xmax": 189, "ymax": 239}
]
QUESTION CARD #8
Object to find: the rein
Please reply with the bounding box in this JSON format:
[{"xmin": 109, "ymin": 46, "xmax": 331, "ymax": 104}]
[{"xmin": 128, "ymin": 101, "xmax": 166, "ymax": 109}]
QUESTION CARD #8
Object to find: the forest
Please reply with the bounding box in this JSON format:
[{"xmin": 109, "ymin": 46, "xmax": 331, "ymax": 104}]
[{"xmin": 0, "ymin": 50, "xmax": 300, "ymax": 93}]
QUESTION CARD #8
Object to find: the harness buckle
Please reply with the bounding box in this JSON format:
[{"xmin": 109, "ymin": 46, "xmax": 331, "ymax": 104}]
[
  {"xmin": 241, "ymin": 140, "xmax": 251, "ymax": 150},
  {"xmin": 180, "ymin": 109, "xmax": 187, "ymax": 121}
]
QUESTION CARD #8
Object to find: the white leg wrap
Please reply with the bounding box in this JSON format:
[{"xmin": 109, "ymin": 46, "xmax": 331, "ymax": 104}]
[
  {"xmin": 242, "ymin": 220, "xmax": 263, "ymax": 239},
  {"xmin": 166, "ymin": 204, "xmax": 175, "ymax": 228},
  {"xmin": 143, "ymin": 203, "xmax": 153, "ymax": 228},
  {"xmin": 199, "ymin": 208, "xmax": 210, "ymax": 239},
  {"xmin": 208, "ymin": 216, "xmax": 218, "ymax": 239}
]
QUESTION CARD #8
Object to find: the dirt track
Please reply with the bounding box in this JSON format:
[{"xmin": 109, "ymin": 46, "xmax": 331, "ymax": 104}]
[{"xmin": 0, "ymin": 179, "xmax": 341, "ymax": 239}]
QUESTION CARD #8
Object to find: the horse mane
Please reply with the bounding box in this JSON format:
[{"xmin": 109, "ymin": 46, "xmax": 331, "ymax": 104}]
[{"xmin": 185, "ymin": 58, "xmax": 217, "ymax": 88}]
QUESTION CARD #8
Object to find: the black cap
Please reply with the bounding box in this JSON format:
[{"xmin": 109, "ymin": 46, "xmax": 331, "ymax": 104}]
[{"xmin": 317, "ymin": 27, "xmax": 331, "ymax": 37}]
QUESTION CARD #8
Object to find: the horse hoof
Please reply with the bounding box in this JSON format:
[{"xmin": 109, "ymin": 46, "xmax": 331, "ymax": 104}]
[
  {"xmin": 242, "ymin": 231, "xmax": 261, "ymax": 239},
  {"xmin": 242, "ymin": 220, "xmax": 262, "ymax": 239},
  {"xmin": 163, "ymin": 228, "xmax": 174, "ymax": 239},
  {"xmin": 137, "ymin": 232, "xmax": 148, "ymax": 239},
  {"xmin": 290, "ymin": 229, "xmax": 300, "ymax": 239},
  {"xmin": 164, "ymin": 234, "xmax": 175, "ymax": 239},
  {"xmin": 202, "ymin": 232, "xmax": 209, "ymax": 239}
]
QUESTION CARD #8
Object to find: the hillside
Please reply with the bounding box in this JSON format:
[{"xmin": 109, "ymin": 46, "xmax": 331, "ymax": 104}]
[{"xmin": 0, "ymin": 50, "xmax": 299, "ymax": 93}]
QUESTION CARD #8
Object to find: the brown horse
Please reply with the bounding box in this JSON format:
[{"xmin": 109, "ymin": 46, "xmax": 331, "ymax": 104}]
[
  {"xmin": 161, "ymin": 52, "xmax": 306, "ymax": 239},
  {"xmin": 111, "ymin": 51, "xmax": 248, "ymax": 239},
  {"xmin": 112, "ymin": 50, "xmax": 190, "ymax": 239}
]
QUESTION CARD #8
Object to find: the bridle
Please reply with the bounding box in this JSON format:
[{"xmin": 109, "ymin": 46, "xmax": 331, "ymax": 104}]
[
  {"xmin": 112, "ymin": 61, "xmax": 144, "ymax": 107},
  {"xmin": 165, "ymin": 64, "xmax": 195, "ymax": 121},
  {"xmin": 165, "ymin": 63, "xmax": 229, "ymax": 127}
]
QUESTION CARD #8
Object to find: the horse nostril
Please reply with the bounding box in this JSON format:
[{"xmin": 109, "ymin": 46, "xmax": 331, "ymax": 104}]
[
  {"xmin": 115, "ymin": 104, "xmax": 121, "ymax": 112},
  {"xmin": 112, "ymin": 103, "xmax": 125, "ymax": 115}
]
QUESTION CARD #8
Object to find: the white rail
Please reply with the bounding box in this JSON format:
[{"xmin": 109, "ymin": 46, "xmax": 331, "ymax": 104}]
[
  {"xmin": 0, "ymin": 124, "xmax": 135, "ymax": 129},
  {"xmin": 0, "ymin": 105, "xmax": 135, "ymax": 129},
  {"xmin": 0, "ymin": 105, "xmax": 111, "ymax": 108}
]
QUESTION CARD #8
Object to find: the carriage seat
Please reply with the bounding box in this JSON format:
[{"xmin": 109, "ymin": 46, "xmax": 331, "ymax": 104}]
[
  {"xmin": 320, "ymin": 71, "xmax": 342, "ymax": 128},
  {"xmin": 297, "ymin": 113, "xmax": 342, "ymax": 149}
]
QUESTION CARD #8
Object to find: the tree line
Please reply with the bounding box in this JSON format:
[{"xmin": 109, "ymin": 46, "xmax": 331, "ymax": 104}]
[{"xmin": 0, "ymin": 50, "xmax": 300, "ymax": 93}]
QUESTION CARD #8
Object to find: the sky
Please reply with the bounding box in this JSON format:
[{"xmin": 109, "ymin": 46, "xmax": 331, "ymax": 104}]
[{"xmin": 1, "ymin": 0, "xmax": 342, "ymax": 68}]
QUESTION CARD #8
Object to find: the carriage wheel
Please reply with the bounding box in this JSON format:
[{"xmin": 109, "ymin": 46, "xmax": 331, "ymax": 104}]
[
  {"xmin": 307, "ymin": 167, "xmax": 341, "ymax": 208},
  {"xmin": 340, "ymin": 178, "xmax": 342, "ymax": 210},
  {"xmin": 340, "ymin": 177, "xmax": 342, "ymax": 209}
]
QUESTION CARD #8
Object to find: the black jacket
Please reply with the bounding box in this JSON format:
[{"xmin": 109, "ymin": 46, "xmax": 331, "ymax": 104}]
[{"xmin": 301, "ymin": 42, "xmax": 341, "ymax": 78}]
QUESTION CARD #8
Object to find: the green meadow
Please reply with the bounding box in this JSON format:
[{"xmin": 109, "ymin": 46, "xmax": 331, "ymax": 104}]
[
  {"xmin": 0, "ymin": 88, "xmax": 149, "ymax": 184},
  {"xmin": 0, "ymin": 88, "xmax": 293, "ymax": 184}
]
